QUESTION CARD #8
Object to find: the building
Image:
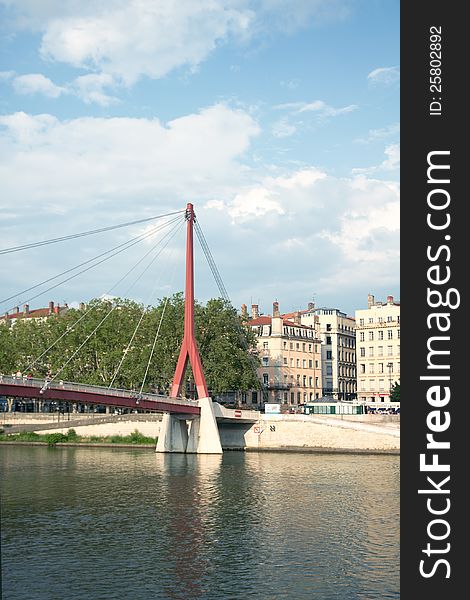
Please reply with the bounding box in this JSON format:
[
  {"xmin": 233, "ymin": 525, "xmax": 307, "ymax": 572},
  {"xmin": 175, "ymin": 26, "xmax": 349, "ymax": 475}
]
[
  {"xmin": 245, "ymin": 301, "xmax": 323, "ymax": 408},
  {"xmin": 355, "ymin": 294, "xmax": 400, "ymax": 403},
  {"xmin": 300, "ymin": 304, "xmax": 357, "ymax": 401},
  {"xmin": 1, "ymin": 301, "xmax": 70, "ymax": 327}
]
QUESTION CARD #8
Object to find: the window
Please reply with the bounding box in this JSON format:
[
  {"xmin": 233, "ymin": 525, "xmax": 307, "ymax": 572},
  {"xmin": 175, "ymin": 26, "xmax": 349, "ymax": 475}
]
[
  {"xmin": 326, "ymin": 350, "xmax": 333, "ymax": 359},
  {"xmin": 296, "ymin": 343, "xmax": 300, "ymax": 350},
  {"xmin": 283, "ymin": 341, "xmax": 287, "ymax": 349},
  {"xmin": 309, "ymin": 376, "xmax": 313, "ymax": 387},
  {"xmin": 302, "ymin": 359, "xmax": 306, "ymax": 368},
  {"xmin": 297, "ymin": 392, "xmax": 301, "ymax": 402},
  {"xmin": 308, "ymin": 344, "xmax": 312, "ymax": 352},
  {"xmin": 378, "ymin": 346, "xmax": 383, "ymax": 356},
  {"xmin": 326, "ymin": 323, "xmax": 331, "ymax": 331},
  {"xmin": 369, "ymin": 363, "xmax": 374, "ymax": 373},
  {"xmin": 388, "ymin": 345, "xmax": 393, "ymax": 356},
  {"xmin": 303, "ymin": 375, "xmax": 307, "ymax": 387},
  {"xmin": 397, "ymin": 329, "xmax": 400, "ymax": 338},
  {"xmin": 360, "ymin": 363, "xmax": 365, "ymax": 374},
  {"xmin": 368, "ymin": 331, "xmax": 374, "ymax": 341},
  {"xmin": 290, "ymin": 358, "xmax": 294, "ymax": 367},
  {"xmin": 370, "ymin": 379, "xmax": 375, "ymax": 391},
  {"xmin": 315, "ymin": 360, "xmax": 319, "ymax": 368},
  {"xmin": 387, "ymin": 316, "xmax": 393, "ymax": 322},
  {"xmin": 379, "ymin": 379, "xmax": 385, "ymax": 391},
  {"xmin": 388, "ymin": 329, "xmax": 393, "ymax": 339},
  {"xmin": 379, "ymin": 363, "xmax": 384, "ymax": 373},
  {"xmin": 296, "ymin": 358, "xmax": 300, "ymax": 368},
  {"xmin": 359, "ymin": 318, "xmax": 364, "ymax": 326},
  {"xmin": 360, "ymin": 379, "xmax": 366, "ymax": 391},
  {"xmin": 290, "ymin": 342, "xmax": 293, "ymax": 350},
  {"xmin": 290, "ymin": 392, "xmax": 294, "ymax": 403},
  {"xmin": 360, "ymin": 332, "xmax": 365, "ymax": 341},
  {"xmin": 283, "ymin": 357, "xmax": 288, "ymax": 365},
  {"xmin": 369, "ymin": 318, "xmax": 374, "ymax": 323},
  {"xmin": 309, "ymin": 359, "xmax": 313, "ymax": 368},
  {"xmin": 315, "ymin": 377, "xmax": 319, "ymax": 387},
  {"xmin": 302, "ymin": 343, "xmax": 306, "ymax": 352},
  {"xmin": 378, "ymin": 317, "xmax": 383, "ymax": 323},
  {"xmin": 326, "ymin": 336, "xmax": 332, "ymax": 345},
  {"xmin": 263, "ymin": 373, "xmax": 268, "ymax": 385},
  {"xmin": 263, "ymin": 341, "xmax": 268, "ymax": 349},
  {"xmin": 378, "ymin": 330, "xmax": 384, "ymax": 340},
  {"xmin": 369, "ymin": 346, "xmax": 374, "ymax": 357},
  {"xmin": 327, "ymin": 365, "xmax": 333, "ymax": 375},
  {"xmin": 262, "ymin": 357, "xmax": 268, "ymax": 366},
  {"xmin": 360, "ymin": 347, "xmax": 365, "ymax": 357}
]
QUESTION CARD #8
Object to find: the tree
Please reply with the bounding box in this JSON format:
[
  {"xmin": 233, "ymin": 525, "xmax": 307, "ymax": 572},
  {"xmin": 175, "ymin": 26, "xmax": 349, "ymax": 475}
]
[
  {"xmin": 0, "ymin": 294, "xmax": 260, "ymax": 396},
  {"xmin": 390, "ymin": 381, "xmax": 400, "ymax": 402}
]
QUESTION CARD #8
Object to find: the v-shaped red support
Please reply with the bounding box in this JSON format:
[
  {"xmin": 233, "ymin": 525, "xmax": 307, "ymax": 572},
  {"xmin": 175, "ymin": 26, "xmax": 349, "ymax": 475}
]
[{"xmin": 170, "ymin": 203, "xmax": 209, "ymax": 400}]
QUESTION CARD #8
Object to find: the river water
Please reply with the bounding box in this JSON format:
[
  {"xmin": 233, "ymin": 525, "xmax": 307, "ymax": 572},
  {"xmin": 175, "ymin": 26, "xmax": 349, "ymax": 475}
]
[{"xmin": 0, "ymin": 446, "xmax": 399, "ymax": 599}]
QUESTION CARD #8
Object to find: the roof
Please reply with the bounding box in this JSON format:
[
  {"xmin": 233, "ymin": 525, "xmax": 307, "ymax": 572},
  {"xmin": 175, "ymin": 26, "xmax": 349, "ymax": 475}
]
[{"xmin": 249, "ymin": 315, "xmax": 314, "ymax": 331}]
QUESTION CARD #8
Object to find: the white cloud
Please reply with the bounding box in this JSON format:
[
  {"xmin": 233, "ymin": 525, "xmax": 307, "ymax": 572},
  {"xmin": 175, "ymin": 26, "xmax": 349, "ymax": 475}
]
[
  {"xmin": 352, "ymin": 144, "xmax": 400, "ymax": 175},
  {"xmin": 355, "ymin": 122, "xmax": 400, "ymax": 144},
  {"xmin": 275, "ymin": 99, "xmax": 357, "ymax": 118},
  {"xmin": 12, "ymin": 73, "xmax": 67, "ymax": 98},
  {"xmin": 72, "ymin": 73, "xmax": 119, "ymax": 106},
  {"xmin": 367, "ymin": 66, "xmax": 400, "ymax": 86},
  {"xmin": 37, "ymin": 2, "xmax": 254, "ymax": 85},
  {"xmin": 0, "ymin": 104, "xmax": 260, "ymax": 212},
  {"xmin": 271, "ymin": 118, "xmax": 297, "ymax": 138}
]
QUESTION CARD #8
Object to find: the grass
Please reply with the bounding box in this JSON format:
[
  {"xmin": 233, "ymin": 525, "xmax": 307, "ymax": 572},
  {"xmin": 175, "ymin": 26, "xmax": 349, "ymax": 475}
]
[{"xmin": 0, "ymin": 428, "xmax": 157, "ymax": 446}]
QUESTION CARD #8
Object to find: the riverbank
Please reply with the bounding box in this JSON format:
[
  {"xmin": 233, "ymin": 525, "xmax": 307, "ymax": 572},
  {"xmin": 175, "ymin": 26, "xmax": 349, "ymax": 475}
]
[{"xmin": 0, "ymin": 411, "xmax": 399, "ymax": 453}]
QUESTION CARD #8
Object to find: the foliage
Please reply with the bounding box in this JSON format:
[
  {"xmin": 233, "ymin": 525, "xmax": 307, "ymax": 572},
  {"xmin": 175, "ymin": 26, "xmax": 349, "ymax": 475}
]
[
  {"xmin": 0, "ymin": 294, "xmax": 260, "ymax": 397},
  {"xmin": 45, "ymin": 432, "xmax": 69, "ymax": 446},
  {"xmin": 390, "ymin": 381, "xmax": 400, "ymax": 402}
]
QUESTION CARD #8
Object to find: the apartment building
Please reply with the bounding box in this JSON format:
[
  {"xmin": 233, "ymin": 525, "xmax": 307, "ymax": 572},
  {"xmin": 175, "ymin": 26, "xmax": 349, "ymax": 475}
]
[
  {"xmin": 355, "ymin": 294, "xmax": 400, "ymax": 403},
  {"xmin": 245, "ymin": 302, "xmax": 323, "ymax": 408},
  {"xmin": 1, "ymin": 301, "xmax": 70, "ymax": 327},
  {"xmin": 300, "ymin": 304, "xmax": 357, "ymax": 401}
]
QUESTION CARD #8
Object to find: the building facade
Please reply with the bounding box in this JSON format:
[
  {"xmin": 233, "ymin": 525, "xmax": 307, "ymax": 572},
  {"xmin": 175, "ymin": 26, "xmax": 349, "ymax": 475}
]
[
  {"xmin": 355, "ymin": 294, "xmax": 400, "ymax": 403},
  {"xmin": 300, "ymin": 304, "xmax": 357, "ymax": 401},
  {"xmin": 1, "ymin": 301, "xmax": 70, "ymax": 327},
  {"xmin": 246, "ymin": 302, "xmax": 323, "ymax": 408}
]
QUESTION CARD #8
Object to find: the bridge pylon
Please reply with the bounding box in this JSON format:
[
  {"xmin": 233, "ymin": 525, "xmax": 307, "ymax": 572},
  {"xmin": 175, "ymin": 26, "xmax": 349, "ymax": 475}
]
[{"xmin": 156, "ymin": 203, "xmax": 222, "ymax": 454}]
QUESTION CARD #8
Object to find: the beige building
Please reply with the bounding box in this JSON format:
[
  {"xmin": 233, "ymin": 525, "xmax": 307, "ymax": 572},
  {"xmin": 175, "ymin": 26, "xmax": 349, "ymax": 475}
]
[
  {"xmin": 355, "ymin": 294, "xmax": 400, "ymax": 403},
  {"xmin": 1, "ymin": 301, "xmax": 69, "ymax": 327},
  {"xmin": 300, "ymin": 304, "xmax": 356, "ymax": 401},
  {"xmin": 246, "ymin": 302, "xmax": 323, "ymax": 408}
]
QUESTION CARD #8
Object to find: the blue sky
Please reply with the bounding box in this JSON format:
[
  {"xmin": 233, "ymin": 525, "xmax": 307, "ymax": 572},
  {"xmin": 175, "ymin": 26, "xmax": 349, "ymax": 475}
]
[{"xmin": 0, "ymin": 0, "xmax": 399, "ymax": 317}]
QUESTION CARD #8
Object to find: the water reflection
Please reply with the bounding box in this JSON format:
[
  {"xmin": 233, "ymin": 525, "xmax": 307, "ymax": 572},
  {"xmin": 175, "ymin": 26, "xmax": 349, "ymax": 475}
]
[{"xmin": 0, "ymin": 447, "xmax": 399, "ymax": 599}]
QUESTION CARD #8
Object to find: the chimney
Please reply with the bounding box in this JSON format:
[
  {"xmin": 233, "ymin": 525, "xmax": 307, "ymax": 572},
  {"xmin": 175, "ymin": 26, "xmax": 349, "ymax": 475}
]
[
  {"xmin": 367, "ymin": 294, "xmax": 375, "ymax": 309},
  {"xmin": 23, "ymin": 304, "xmax": 29, "ymax": 316},
  {"xmin": 54, "ymin": 304, "xmax": 59, "ymax": 314},
  {"xmin": 79, "ymin": 302, "xmax": 86, "ymax": 311},
  {"xmin": 15, "ymin": 306, "xmax": 19, "ymax": 314},
  {"xmin": 307, "ymin": 302, "xmax": 315, "ymax": 311},
  {"xmin": 387, "ymin": 295, "xmax": 394, "ymax": 305},
  {"xmin": 251, "ymin": 304, "xmax": 259, "ymax": 319},
  {"xmin": 294, "ymin": 311, "xmax": 301, "ymax": 325},
  {"xmin": 273, "ymin": 301, "xmax": 280, "ymax": 317},
  {"xmin": 48, "ymin": 301, "xmax": 54, "ymax": 315}
]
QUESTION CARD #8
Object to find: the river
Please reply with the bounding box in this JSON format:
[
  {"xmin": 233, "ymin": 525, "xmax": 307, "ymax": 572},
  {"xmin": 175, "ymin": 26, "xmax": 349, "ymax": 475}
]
[{"xmin": 0, "ymin": 446, "xmax": 399, "ymax": 599}]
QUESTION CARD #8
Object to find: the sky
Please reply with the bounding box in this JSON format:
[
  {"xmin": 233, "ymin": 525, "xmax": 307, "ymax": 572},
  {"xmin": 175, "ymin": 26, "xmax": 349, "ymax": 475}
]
[{"xmin": 0, "ymin": 0, "xmax": 399, "ymax": 318}]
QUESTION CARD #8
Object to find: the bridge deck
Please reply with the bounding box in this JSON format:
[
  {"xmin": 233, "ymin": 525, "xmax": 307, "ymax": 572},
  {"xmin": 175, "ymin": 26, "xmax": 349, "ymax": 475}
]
[{"xmin": 0, "ymin": 376, "xmax": 200, "ymax": 415}]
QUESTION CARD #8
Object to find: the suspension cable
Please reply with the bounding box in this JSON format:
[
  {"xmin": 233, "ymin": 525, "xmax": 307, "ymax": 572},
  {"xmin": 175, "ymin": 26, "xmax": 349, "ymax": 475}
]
[
  {"xmin": 194, "ymin": 217, "xmax": 262, "ymax": 391},
  {"xmin": 2, "ymin": 214, "xmax": 182, "ymax": 311},
  {"xmin": 107, "ymin": 224, "xmax": 183, "ymax": 389},
  {"xmin": 26, "ymin": 216, "xmax": 184, "ymax": 377},
  {"xmin": 0, "ymin": 209, "xmax": 185, "ymax": 255}
]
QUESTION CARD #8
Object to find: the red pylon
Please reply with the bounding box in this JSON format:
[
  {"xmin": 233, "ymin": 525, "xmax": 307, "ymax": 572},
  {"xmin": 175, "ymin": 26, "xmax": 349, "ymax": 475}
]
[{"xmin": 170, "ymin": 203, "xmax": 209, "ymax": 399}]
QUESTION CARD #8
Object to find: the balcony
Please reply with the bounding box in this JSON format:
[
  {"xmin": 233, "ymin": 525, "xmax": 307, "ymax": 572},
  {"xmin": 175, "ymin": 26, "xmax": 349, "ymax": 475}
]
[{"xmin": 264, "ymin": 382, "xmax": 292, "ymax": 390}]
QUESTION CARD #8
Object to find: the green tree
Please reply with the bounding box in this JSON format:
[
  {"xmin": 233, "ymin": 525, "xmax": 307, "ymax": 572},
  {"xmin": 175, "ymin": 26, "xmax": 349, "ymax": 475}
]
[
  {"xmin": 390, "ymin": 381, "xmax": 400, "ymax": 402},
  {"xmin": 0, "ymin": 294, "xmax": 260, "ymax": 397}
]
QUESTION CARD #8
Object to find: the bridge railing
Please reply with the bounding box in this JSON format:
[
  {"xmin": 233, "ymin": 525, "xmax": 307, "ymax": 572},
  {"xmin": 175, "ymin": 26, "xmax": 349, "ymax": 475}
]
[{"xmin": 0, "ymin": 374, "xmax": 198, "ymax": 407}]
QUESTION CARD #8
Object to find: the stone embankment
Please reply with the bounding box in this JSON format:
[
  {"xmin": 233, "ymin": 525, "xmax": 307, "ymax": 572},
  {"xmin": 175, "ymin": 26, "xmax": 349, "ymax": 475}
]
[{"xmin": 1, "ymin": 410, "xmax": 399, "ymax": 454}]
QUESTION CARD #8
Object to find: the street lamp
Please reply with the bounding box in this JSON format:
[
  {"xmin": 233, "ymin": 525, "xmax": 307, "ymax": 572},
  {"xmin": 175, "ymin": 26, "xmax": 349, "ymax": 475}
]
[{"xmin": 387, "ymin": 362, "xmax": 393, "ymax": 399}]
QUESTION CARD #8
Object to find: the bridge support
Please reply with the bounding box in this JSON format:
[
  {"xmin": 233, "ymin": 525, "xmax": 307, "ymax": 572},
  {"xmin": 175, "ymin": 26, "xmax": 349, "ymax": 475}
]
[
  {"xmin": 156, "ymin": 397, "xmax": 222, "ymax": 454},
  {"xmin": 156, "ymin": 202, "xmax": 223, "ymax": 454}
]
